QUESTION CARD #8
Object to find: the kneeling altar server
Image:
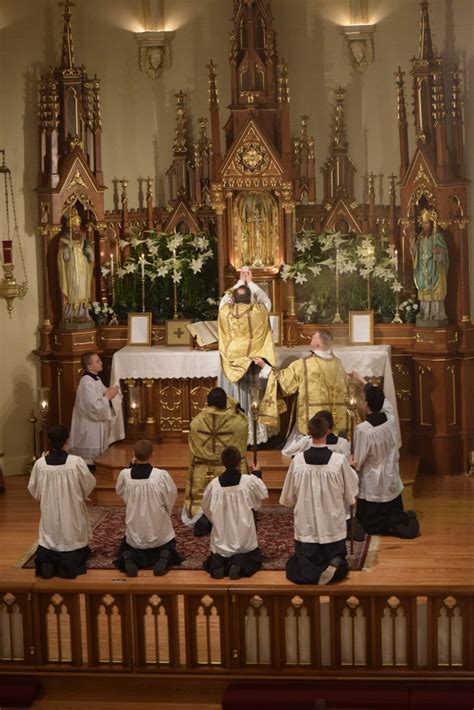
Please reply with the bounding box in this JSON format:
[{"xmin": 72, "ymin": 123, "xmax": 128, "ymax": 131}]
[
  {"xmin": 354, "ymin": 385, "xmax": 420, "ymax": 538},
  {"xmin": 202, "ymin": 446, "xmax": 268, "ymax": 579},
  {"xmin": 114, "ymin": 439, "xmax": 183, "ymax": 577},
  {"xmin": 280, "ymin": 415, "xmax": 359, "ymax": 585},
  {"xmin": 28, "ymin": 425, "xmax": 96, "ymax": 579}
]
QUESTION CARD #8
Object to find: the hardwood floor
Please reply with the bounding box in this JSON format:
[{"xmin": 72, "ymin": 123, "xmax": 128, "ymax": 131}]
[{"xmin": 1, "ymin": 469, "xmax": 473, "ymax": 589}]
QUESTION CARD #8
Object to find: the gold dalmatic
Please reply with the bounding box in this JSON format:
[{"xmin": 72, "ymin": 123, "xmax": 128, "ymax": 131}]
[
  {"xmin": 218, "ymin": 302, "xmax": 276, "ymax": 383},
  {"xmin": 259, "ymin": 353, "xmax": 348, "ymax": 434},
  {"xmin": 184, "ymin": 397, "xmax": 249, "ymax": 519}
]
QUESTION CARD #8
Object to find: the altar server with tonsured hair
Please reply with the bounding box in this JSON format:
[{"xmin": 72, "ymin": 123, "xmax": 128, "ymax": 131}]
[
  {"xmin": 28, "ymin": 425, "xmax": 96, "ymax": 579},
  {"xmin": 280, "ymin": 415, "xmax": 359, "ymax": 585},
  {"xmin": 201, "ymin": 446, "xmax": 268, "ymax": 579},
  {"xmin": 114, "ymin": 439, "xmax": 183, "ymax": 577},
  {"xmin": 354, "ymin": 385, "xmax": 420, "ymax": 539}
]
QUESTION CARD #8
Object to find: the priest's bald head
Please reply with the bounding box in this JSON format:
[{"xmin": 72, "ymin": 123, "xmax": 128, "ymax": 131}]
[
  {"xmin": 207, "ymin": 387, "xmax": 227, "ymax": 410},
  {"xmin": 310, "ymin": 329, "xmax": 332, "ymax": 351},
  {"xmin": 234, "ymin": 285, "xmax": 252, "ymax": 304}
]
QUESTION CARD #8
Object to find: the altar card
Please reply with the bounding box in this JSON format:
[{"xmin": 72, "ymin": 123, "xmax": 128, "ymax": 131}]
[
  {"xmin": 349, "ymin": 310, "xmax": 374, "ymax": 345},
  {"xmin": 127, "ymin": 313, "xmax": 152, "ymax": 346},
  {"xmin": 186, "ymin": 321, "xmax": 218, "ymax": 349}
]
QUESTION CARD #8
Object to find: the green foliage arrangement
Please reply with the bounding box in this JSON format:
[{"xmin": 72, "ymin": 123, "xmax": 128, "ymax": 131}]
[
  {"xmin": 282, "ymin": 230, "xmax": 402, "ymax": 323},
  {"xmin": 102, "ymin": 229, "xmax": 219, "ymax": 323}
]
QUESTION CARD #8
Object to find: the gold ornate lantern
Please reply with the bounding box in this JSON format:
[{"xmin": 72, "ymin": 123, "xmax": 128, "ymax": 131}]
[{"xmin": 0, "ymin": 149, "xmax": 28, "ymax": 316}]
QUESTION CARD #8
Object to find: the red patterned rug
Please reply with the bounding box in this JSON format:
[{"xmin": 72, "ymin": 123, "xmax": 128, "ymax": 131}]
[{"xmin": 20, "ymin": 506, "xmax": 377, "ymax": 571}]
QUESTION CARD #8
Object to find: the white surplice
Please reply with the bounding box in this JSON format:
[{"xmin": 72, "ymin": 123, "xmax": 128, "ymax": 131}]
[
  {"xmin": 69, "ymin": 374, "xmax": 125, "ymax": 464},
  {"xmin": 201, "ymin": 474, "xmax": 268, "ymax": 557},
  {"xmin": 280, "ymin": 450, "xmax": 359, "ymax": 544},
  {"xmin": 115, "ymin": 468, "xmax": 177, "ymax": 549},
  {"xmin": 353, "ymin": 399, "xmax": 403, "ymax": 503},
  {"xmin": 283, "ymin": 432, "xmax": 351, "ymax": 458},
  {"xmin": 28, "ymin": 454, "xmax": 96, "ymax": 551}
]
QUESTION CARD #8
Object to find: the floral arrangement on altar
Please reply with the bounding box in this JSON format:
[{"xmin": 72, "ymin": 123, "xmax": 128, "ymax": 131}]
[
  {"xmin": 101, "ymin": 229, "xmax": 219, "ymax": 323},
  {"xmin": 89, "ymin": 301, "xmax": 115, "ymax": 325},
  {"xmin": 282, "ymin": 230, "xmax": 402, "ymax": 323},
  {"xmin": 399, "ymin": 297, "xmax": 419, "ymax": 323}
]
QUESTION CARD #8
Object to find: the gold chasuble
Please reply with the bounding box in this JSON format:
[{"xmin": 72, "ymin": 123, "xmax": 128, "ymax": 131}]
[
  {"xmin": 184, "ymin": 397, "xmax": 250, "ymax": 519},
  {"xmin": 259, "ymin": 353, "xmax": 348, "ymax": 435},
  {"xmin": 218, "ymin": 302, "xmax": 276, "ymax": 384}
]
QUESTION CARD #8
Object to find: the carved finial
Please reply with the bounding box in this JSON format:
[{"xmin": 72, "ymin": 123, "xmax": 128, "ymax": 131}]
[
  {"xmin": 395, "ymin": 67, "xmax": 408, "ymax": 125},
  {"xmin": 432, "ymin": 57, "xmax": 446, "ymax": 124},
  {"xmin": 207, "ymin": 60, "xmax": 219, "ymax": 106},
  {"xmin": 59, "ymin": 0, "xmax": 76, "ymax": 71},
  {"xmin": 389, "ymin": 173, "xmax": 397, "ymax": 197},
  {"xmin": 278, "ymin": 62, "xmax": 290, "ymax": 104},
  {"xmin": 368, "ymin": 172, "xmax": 375, "ymax": 196},
  {"xmin": 333, "ymin": 87, "xmax": 348, "ymax": 150},
  {"xmin": 451, "ymin": 65, "xmax": 463, "ymax": 121},
  {"xmin": 418, "ymin": 1, "xmax": 434, "ymax": 62},
  {"xmin": 173, "ymin": 90, "xmax": 188, "ymax": 155},
  {"xmin": 121, "ymin": 178, "xmax": 128, "ymax": 204},
  {"xmin": 146, "ymin": 177, "xmax": 153, "ymax": 199},
  {"xmin": 92, "ymin": 75, "xmax": 102, "ymax": 131}
]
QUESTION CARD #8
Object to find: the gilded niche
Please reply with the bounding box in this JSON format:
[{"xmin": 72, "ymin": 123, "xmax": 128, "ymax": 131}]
[{"xmin": 233, "ymin": 191, "xmax": 278, "ymax": 268}]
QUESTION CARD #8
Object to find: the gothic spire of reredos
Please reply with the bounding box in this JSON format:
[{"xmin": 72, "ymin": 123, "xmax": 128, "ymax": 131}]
[
  {"xmin": 322, "ymin": 87, "xmax": 356, "ymax": 203},
  {"xmin": 417, "ymin": 0, "xmax": 434, "ymax": 62},
  {"xmin": 59, "ymin": 0, "xmax": 78, "ymax": 74},
  {"xmin": 229, "ymin": 0, "xmax": 278, "ymax": 106}
]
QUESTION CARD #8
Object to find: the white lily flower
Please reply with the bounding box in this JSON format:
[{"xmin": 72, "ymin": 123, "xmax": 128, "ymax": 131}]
[
  {"xmin": 294, "ymin": 272, "xmax": 307, "ymax": 284},
  {"xmin": 308, "ymin": 264, "xmax": 322, "ymax": 276},
  {"xmin": 172, "ymin": 270, "xmax": 182, "ymax": 283},
  {"xmin": 101, "ymin": 266, "xmax": 111, "ymax": 278},
  {"xmin": 190, "ymin": 257, "xmax": 203, "ymax": 274}
]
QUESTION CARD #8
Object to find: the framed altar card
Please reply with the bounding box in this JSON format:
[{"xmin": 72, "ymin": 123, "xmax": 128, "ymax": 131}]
[
  {"xmin": 349, "ymin": 310, "xmax": 374, "ymax": 345},
  {"xmin": 269, "ymin": 312, "xmax": 282, "ymax": 346},
  {"xmin": 165, "ymin": 319, "xmax": 192, "ymax": 347},
  {"xmin": 127, "ymin": 313, "xmax": 152, "ymax": 346}
]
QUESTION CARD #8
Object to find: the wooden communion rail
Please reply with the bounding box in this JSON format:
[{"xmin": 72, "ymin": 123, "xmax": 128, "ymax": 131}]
[{"xmin": 1, "ymin": 581, "xmax": 473, "ymax": 679}]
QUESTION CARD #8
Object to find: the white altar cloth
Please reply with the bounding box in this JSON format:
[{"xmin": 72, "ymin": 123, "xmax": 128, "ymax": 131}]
[{"xmin": 110, "ymin": 344, "xmax": 400, "ymax": 441}]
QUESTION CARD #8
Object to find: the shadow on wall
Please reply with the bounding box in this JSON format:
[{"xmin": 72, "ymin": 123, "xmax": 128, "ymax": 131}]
[{"xmin": 1, "ymin": 368, "xmax": 37, "ymax": 474}]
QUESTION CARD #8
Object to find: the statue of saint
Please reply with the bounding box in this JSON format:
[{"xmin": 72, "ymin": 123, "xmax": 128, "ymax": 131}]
[
  {"xmin": 237, "ymin": 192, "xmax": 276, "ymax": 268},
  {"xmin": 57, "ymin": 208, "xmax": 94, "ymax": 324},
  {"xmin": 410, "ymin": 209, "xmax": 449, "ymax": 324}
]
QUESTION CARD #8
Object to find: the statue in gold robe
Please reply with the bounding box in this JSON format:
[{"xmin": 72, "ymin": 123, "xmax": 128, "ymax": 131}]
[
  {"xmin": 183, "ymin": 388, "xmax": 249, "ymax": 524},
  {"xmin": 255, "ymin": 329, "xmax": 349, "ymax": 439},
  {"xmin": 57, "ymin": 207, "xmax": 94, "ymax": 323}
]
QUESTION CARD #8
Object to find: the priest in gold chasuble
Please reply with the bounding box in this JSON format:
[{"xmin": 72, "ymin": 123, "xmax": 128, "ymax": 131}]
[
  {"xmin": 255, "ymin": 330, "xmax": 348, "ymax": 452},
  {"xmin": 182, "ymin": 388, "xmax": 249, "ymax": 527},
  {"xmin": 218, "ymin": 269, "xmax": 276, "ymax": 444}
]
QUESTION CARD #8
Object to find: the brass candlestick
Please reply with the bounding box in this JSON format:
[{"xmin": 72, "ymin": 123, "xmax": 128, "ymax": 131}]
[
  {"xmin": 24, "ymin": 409, "xmax": 39, "ymax": 475},
  {"xmin": 392, "ymin": 293, "xmax": 403, "ymax": 324},
  {"xmin": 250, "ymin": 388, "xmax": 260, "ymax": 467},
  {"xmin": 38, "ymin": 387, "xmax": 50, "ymax": 453},
  {"xmin": 333, "ymin": 248, "xmax": 342, "ymax": 323}
]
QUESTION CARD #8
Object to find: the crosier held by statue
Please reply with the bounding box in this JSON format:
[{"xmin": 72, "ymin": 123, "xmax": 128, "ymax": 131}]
[{"xmin": 57, "ymin": 207, "xmax": 94, "ymax": 324}]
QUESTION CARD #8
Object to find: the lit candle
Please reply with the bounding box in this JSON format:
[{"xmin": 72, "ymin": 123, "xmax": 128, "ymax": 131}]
[
  {"xmin": 140, "ymin": 253, "xmax": 145, "ymax": 278},
  {"xmin": 2, "ymin": 240, "xmax": 12, "ymax": 264},
  {"xmin": 110, "ymin": 252, "xmax": 114, "ymax": 277},
  {"xmin": 336, "ymin": 247, "xmax": 339, "ymax": 272},
  {"xmin": 394, "ymin": 248, "xmax": 398, "ymax": 273},
  {"xmin": 40, "ymin": 400, "xmax": 48, "ymax": 414}
]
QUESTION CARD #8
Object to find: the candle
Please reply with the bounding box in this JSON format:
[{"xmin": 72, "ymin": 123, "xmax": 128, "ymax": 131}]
[
  {"xmin": 140, "ymin": 253, "xmax": 145, "ymax": 278},
  {"xmin": 394, "ymin": 248, "xmax": 398, "ymax": 273},
  {"xmin": 40, "ymin": 400, "xmax": 48, "ymax": 414},
  {"xmin": 110, "ymin": 252, "xmax": 114, "ymax": 277},
  {"xmin": 2, "ymin": 240, "xmax": 12, "ymax": 264}
]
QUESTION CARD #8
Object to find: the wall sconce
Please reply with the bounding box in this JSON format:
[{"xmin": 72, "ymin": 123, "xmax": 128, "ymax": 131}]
[
  {"xmin": 135, "ymin": 31, "xmax": 174, "ymax": 79},
  {"xmin": 341, "ymin": 24, "xmax": 375, "ymax": 73}
]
